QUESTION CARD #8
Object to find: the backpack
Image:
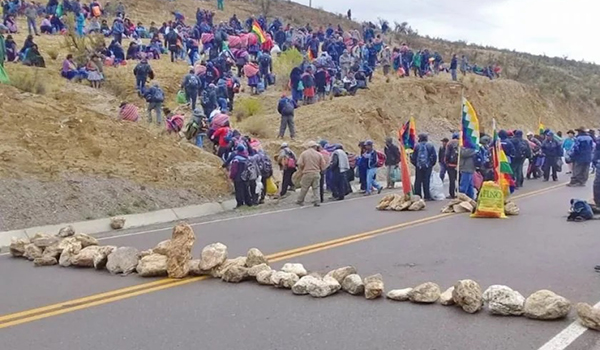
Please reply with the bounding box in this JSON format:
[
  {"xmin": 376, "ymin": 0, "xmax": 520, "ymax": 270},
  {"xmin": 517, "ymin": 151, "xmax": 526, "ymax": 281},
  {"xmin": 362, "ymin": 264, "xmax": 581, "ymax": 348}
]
[
  {"xmin": 416, "ymin": 143, "xmax": 431, "ymax": 169},
  {"xmin": 281, "ymin": 99, "xmax": 294, "ymax": 115},
  {"xmin": 152, "ymin": 87, "xmax": 164, "ymax": 102},
  {"xmin": 257, "ymin": 152, "xmax": 273, "ymax": 177},
  {"xmin": 375, "ymin": 150, "xmax": 386, "ymax": 168},
  {"xmin": 516, "ymin": 139, "xmax": 529, "ymax": 159},
  {"xmin": 259, "ymin": 54, "xmax": 270, "ymax": 67},
  {"xmin": 446, "ymin": 143, "xmax": 459, "ymax": 166},
  {"xmin": 186, "ymin": 75, "xmax": 200, "ymax": 89},
  {"xmin": 241, "ymin": 157, "xmax": 259, "ymax": 181}
]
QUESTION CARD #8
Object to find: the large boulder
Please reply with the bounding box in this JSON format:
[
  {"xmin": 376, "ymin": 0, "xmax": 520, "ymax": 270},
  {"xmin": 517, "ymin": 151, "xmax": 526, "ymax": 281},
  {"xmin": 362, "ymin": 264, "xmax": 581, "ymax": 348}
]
[
  {"xmin": 188, "ymin": 259, "xmax": 209, "ymax": 276},
  {"xmin": 136, "ymin": 254, "xmax": 168, "ymax": 277},
  {"xmin": 199, "ymin": 242, "xmax": 228, "ymax": 271},
  {"xmin": 42, "ymin": 243, "xmax": 63, "ymax": 259},
  {"xmin": 363, "ymin": 274, "xmax": 384, "ymax": 299},
  {"xmin": 452, "ymin": 280, "xmax": 483, "ymax": 313},
  {"xmin": 73, "ymin": 233, "xmax": 98, "ymax": 248},
  {"xmin": 58, "ymin": 239, "xmax": 83, "ymax": 267},
  {"xmin": 342, "ymin": 274, "xmax": 365, "ymax": 295},
  {"xmin": 439, "ymin": 287, "xmax": 455, "ymax": 306},
  {"xmin": 106, "ymin": 247, "xmax": 140, "ymax": 275},
  {"xmin": 577, "ymin": 303, "xmax": 600, "ymax": 331},
  {"xmin": 325, "ymin": 266, "xmax": 357, "ymax": 284},
  {"xmin": 23, "ymin": 243, "xmax": 43, "ymax": 261},
  {"xmin": 387, "ymin": 288, "xmax": 413, "ymax": 301},
  {"xmin": 309, "ymin": 276, "xmax": 341, "ymax": 298},
  {"xmin": 9, "ymin": 238, "xmax": 29, "ymax": 257},
  {"xmin": 409, "ymin": 282, "xmax": 441, "ymax": 303},
  {"xmin": 166, "ymin": 224, "xmax": 196, "ymax": 279},
  {"xmin": 256, "ymin": 269, "xmax": 275, "ymax": 285},
  {"xmin": 248, "ymin": 263, "xmax": 272, "ymax": 277},
  {"xmin": 110, "ymin": 217, "xmax": 126, "ymax": 230},
  {"xmin": 32, "ymin": 233, "xmax": 59, "ymax": 249},
  {"xmin": 211, "ymin": 257, "xmax": 247, "ymax": 278},
  {"xmin": 292, "ymin": 276, "xmax": 321, "ymax": 295},
  {"xmin": 221, "ymin": 264, "xmax": 250, "ymax": 283},
  {"xmin": 281, "ymin": 263, "xmax": 307, "ymax": 277},
  {"xmin": 483, "ymin": 285, "xmax": 525, "ymax": 316},
  {"xmin": 58, "ymin": 225, "xmax": 75, "ymax": 237},
  {"xmin": 523, "ymin": 290, "xmax": 571, "ymax": 320},
  {"xmin": 152, "ymin": 240, "xmax": 171, "ymax": 256},
  {"xmin": 71, "ymin": 246, "xmax": 116, "ymax": 268},
  {"xmin": 246, "ymin": 248, "xmax": 268, "ymax": 267},
  {"xmin": 33, "ymin": 256, "xmax": 58, "ymax": 266},
  {"xmin": 270, "ymin": 271, "xmax": 299, "ymax": 288}
]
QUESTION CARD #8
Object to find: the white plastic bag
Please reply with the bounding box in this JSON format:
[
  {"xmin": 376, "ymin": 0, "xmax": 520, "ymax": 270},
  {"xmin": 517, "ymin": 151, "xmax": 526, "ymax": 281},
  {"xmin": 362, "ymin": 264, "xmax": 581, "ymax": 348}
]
[
  {"xmin": 429, "ymin": 171, "xmax": 445, "ymax": 201},
  {"xmin": 255, "ymin": 176, "xmax": 263, "ymax": 195}
]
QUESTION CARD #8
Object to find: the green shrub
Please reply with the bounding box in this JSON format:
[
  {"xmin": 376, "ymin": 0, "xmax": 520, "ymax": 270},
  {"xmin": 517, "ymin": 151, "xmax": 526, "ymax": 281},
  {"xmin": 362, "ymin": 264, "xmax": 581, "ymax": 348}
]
[
  {"xmin": 10, "ymin": 69, "xmax": 47, "ymax": 95},
  {"xmin": 273, "ymin": 48, "xmax": 303, "ymax": 89},
  {"xmin": 237, "ymin": 98, "xmax": 263, "ymax": 118},
  {"xmin": 46, "ymin": 48, "xmax": 59, "ymax": 60},
  {"xmin": 241, "ymin": 116, "xmax": 270, "ymax": 139}
]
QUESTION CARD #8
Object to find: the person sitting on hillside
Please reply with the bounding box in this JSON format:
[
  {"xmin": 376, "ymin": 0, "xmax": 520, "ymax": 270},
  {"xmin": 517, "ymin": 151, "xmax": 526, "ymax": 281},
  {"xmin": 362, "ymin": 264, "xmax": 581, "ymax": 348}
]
[
  {"xmin": 126, "ymin": 41, "xmax": 141, "ymax": 60},
  {"xmin": 85, "ymin": 54, "xmax": 103, "ymax": 88},
  {"xmin": 108, "ymin": 39, "xmax": 125, "ymax": 62},
  {"xmin": 135, "ymin": 22, "xmax": 149, "ymax": 39},
  {"xmin": 100, "ymin": 19, "xmax": 110, "ymax": 36},
  {"xmin": 61, "ymin": 54, "xmax": 79, "ymax": 80},
  {"xmin": 40, "ymin": 15, "xmax": 53, "ymax": 34},
  {"xmin": 3, "ymin": 15, "xmax": 17, "ymax": 34},
  {"xmin": 51, "ymin": 15, "xmax": 65, "ymax": 33},
  {"xmin": 4, "ymin": 35, "xmax": 18, "ymax": 62},
  {"xmin": 23, "ymin": 44, "xmax": 45, "ymax": 67},
  {"xmin": 19, "ymin": 35, "xmax": 35, "ymax": 59},
  {"xmin": 87, "ymin": 17, "xmax": 101, "ymax": 34},
  {"xmin": 118, "ymin": 101, "xmax": 139, "ymax": 122}
]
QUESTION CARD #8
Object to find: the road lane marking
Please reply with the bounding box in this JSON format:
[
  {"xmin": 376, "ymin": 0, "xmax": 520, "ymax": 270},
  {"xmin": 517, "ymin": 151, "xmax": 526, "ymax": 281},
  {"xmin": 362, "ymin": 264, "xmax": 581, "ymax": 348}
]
[
  {"xmin": 0, "ymin": 182, "xmax": 566, "ymax": 329},
  {"xmin": 537, "ymin": 301, "xmax": 600, "ymax": 350}
]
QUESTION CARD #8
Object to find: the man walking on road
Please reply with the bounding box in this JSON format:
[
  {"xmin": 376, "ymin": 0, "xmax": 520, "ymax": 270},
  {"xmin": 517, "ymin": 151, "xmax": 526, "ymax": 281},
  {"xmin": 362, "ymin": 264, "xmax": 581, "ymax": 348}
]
[
  {"xmin": 363, "ymin": 140, "xmax": 383, "ymax": 195},
  {"xmin": 568, "ymin": 128, "xmax": 594, "ymax": 187},
  {"xmin": 444, "ymin": 134, "xmax": 459, "ymax": 198},
  {"xmin": 592, "ymin": 135, "xmax": 600, "ymax": 211},
  {"xmin": 384, "ymin": 137, "xmax": 400, "ymax": 189},
  {"xmin": 277, "ymin": 94, "xmax": 297, "ymax": 139},
  {"xmin": 296, "ymin": 141, "xmax": 327, "ymax": 207},
  {"xmin": 330, "ymin": 144, "xmax": 350, "ymax": 200},
  {"xmin": 411, "ymin": 133, "xmax": 437, "ymax": 200}
]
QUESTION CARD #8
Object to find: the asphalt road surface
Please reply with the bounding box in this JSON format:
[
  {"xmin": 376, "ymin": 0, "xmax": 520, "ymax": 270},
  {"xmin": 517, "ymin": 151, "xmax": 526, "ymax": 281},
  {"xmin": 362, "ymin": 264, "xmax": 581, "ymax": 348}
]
[{"xmin": 1, "ymin": 178, "xmax": 599, "ymax": 350}]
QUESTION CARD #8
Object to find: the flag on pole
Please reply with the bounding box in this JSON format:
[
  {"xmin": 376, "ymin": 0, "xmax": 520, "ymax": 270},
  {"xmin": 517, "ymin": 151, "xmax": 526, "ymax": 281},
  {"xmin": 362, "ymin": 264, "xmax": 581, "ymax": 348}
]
[
  {"xmin": 307, "ymin": 49, "xmax": 315, "ymax": 61},
  {"xmin": 251, "ymin": 20, "xmax": 267, "ymax": 44},
  {"xmin": 538, "ymin": 118, "xmax": 545, "ymax": 136},
  {"xmin": 399, "ymin": 117, "xmax": 417, "ymax": 150},
  {"xmin": 460, "ymin": 98, "xmax": 480, "ymax": 150},
  {"xmin": 492, "ymin": 118, "xmax": 515, "ymax": 197},
  {"xmin": 399, "ymin": 142, "xmax": 412, "ymax": 195}
]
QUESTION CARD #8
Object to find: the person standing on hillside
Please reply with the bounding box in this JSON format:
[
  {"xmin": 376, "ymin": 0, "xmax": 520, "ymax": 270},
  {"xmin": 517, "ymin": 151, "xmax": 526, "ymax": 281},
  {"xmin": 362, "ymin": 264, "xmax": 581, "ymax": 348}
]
[
  {"xmin": 24, "ymin": 3, "xmax": 39, "ymax": 36},
  {"xmin": 380, "ymin": 46, "xmax": 392, "ymax": 82},
  {"xmin": 411, "ymin": 133, "xmax": 437, "ymax": 200},
  {"xmin": 296, "ymin": 141, "xmax": 327, "ymax": 207},
  {"xmin": 347, "ymin": 9, "xmax": 351, "ymax": 20},
  {"xmin": 144, "ymin": 83, "xmax": 164, "ymax": 126},
  {"xmin": 217, "ymin": 0, "xmax": 224, "ymax": 11},
  {"xmin": 181, "ymin": 69, "xmax": 200, "ymax": 110},
  {"xmin": 133, "ymin": 58, "xmax": 154, "ymax": 95},
  {"xmin": 460, "ymin": 55, "xmax": 468, "ymax": 76},
  {"xmin": 444, "ymin": 134, "xmax": 460, "ymax": 198},
  {"xmin": 510, "ymin": 130, "xmax": 531, "ymax": 188},
  {"xmin": 568, "ymin": 128, "xmax": 595, "ymax": 187},
  {"xmin": 112, "ymin": 18, "xmax": 124, "ymax": 44},
  {"xmin": 411, "ymin": 50, "xmax": 421, "ymax": 77},
  {"xmin": 384, "ymin": 137, "xmax": 400, "ymax": 189},
  {"xmin": 450, "ymin": 54, "xmax": 458, "ymax": 81},
  {"xmin": 277, "ymin": 94, "xmax": 297, "ymax": 139}
]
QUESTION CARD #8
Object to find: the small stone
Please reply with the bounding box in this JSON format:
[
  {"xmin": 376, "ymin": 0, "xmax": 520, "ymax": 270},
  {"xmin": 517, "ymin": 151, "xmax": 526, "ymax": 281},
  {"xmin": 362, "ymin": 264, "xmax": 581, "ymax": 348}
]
[
  {"xmin": 576, "ymin": 303, "xmax": 600, "ymax": 331},
  {"xmin": 325, "ymin": 266, "xmax": 357, "ymax": 284},
  {"xmin": 408, "ymin": 199, "xmax": 426, "ymax": 211},
  {"xmin": 110, "ymin": 217, "xmax": 126, "ymax": 230},
  {"xmin": 439, "ymin": 287, "xmax": 455, "ymax": 306},
  {"xmin": 309, "ymin": 276, "xmax": 341, "ymax": 298},
  {"xmin": 246, "ymin": 248, "xmax": 268, "ymax": 267},
  {"xmin": 363, "ymin": 274, "xmax": 384, "ymax": 299},
  {"xmin": 221, "ymin": 264, "xmax": 250, "ymax": 283},
  {"xmin": 248, "ymin": 263, "xmax": 272, "ymax": 277},
  {"xmin": 292, "ymin": 276, "xmax": 320, "ymax": 295},
  {"xmin": 152, "ymin": 240, "xmax": 171, "ymax": 255},
  {"xmin": 58, "ymin": 239, "xmax": 82, "ymax": 267},
  {"xmin": 23, "ymin": 243, "xmax": 43, "ymax": 261},
  {"xmin": 73, "ymin": 233, "xmax": 98, "ymax": 248},
  {"xmin": 270, "ymin": 271, "xmax": 299, "ymax": 288},
  {"xmin": 387, "ymin": 288, "xmax": 413, "ymax": 301},
  {"xmin": 342, "ymin": 274, "xmax": 365, "ymax": 295},
  {"xmin": 483, "ymin": 285, "xmax": 525, "ymax": 316},
  {"xmin": 524, "ymin": 290, "xmax": 571, "ymax": 320},
  {"xmin": 34, "ymin": 256, "xmax": 58, "ymax": 266},
  {"xmin": 211, "ymin": 257, "xmax": 247, "ymax": 278},
  {"xmin": 453, "ymin": 280, "xmax": 483, "ymax": 313},
  {"xmin": 136, "ymin": 254, "xmax": 168, "ymax": 277},
  {"xmin": 166, "ymin": 224, "xmax": 196, "ymax": 279},
  {"xmin": 32, "ymin": 233, "xmax": 59, "ymax": 249},
  {"xmin": 409, "ymin": 282, "xmax": 441, "ymax": 303},
  {"xmin": 199, "ymin": 242, "xmax": 228, "ymax": 271},
  {"xmin": 9, "ymin": 238, "xmax": 29, "ymax": 257},
  {"xmin": 106, "ymin": 247, "xmax": 140, "ymax": 275},
  {"xmin": 139, "ymin": 249, "xmax": 154, "ymax": 258},
  {"xmin": 256, "ymin": 270, "xmax": 275, "ymax": 285},
  {"xmin": 281, "ymin": 263, "xmax": 307, "ymax": 277},
  {"xmin": 58, "ymin": 225, "xmax": 75, "ymax": 237},
  {"xmin": 188, "ymin": 259, "xmax": 210, "ymax": 276}
]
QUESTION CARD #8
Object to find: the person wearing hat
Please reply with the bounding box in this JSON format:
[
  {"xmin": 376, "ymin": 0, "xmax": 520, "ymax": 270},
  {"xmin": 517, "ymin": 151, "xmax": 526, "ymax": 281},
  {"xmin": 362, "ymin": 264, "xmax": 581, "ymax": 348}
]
[
  {"xmin": 185, "ymin": 109, "xmax": 208, "ymax": 147},
  {"xmin": 296, "ymin": 141, "xmax": 327, "ymax": 206},
  {"xmin": 411, "ymin": 133, "xmax": 437, "ymax": 200},
  {"xmin": 444, "ymin": 133, "xmax": 460, "ymax": 198},
  {"xmin": 568, "ymin": 127, "xmax": 595, "ymax": 187},
  {"xmin": 229, "ymin": 144, "xmax": 253, "ymax": 208},
  {"xmin": 276, "ymin": 142, "xmax": 297, "ymax": 197}
]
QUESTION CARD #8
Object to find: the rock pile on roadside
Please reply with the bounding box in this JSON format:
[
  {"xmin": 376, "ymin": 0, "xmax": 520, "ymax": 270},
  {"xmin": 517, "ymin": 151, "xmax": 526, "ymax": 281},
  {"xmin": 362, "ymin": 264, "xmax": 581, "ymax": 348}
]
[
  {"xmin": 441, "ymin": 193, "xmax": 477, "ymax": 214},
  {"xmin": 376, "ymin": 193, "xmax": 426, "ymax": 211}
]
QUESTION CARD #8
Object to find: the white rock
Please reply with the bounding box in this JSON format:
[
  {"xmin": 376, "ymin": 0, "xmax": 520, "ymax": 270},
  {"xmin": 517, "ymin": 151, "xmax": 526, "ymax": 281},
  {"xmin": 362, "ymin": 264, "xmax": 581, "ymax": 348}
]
[
  {"xmin": 439, "ymin": 287, "xmax": 456, "ymax": 306},
  {"xmin": 577, "ymin": 302, "xmax": 600, "ymax": 331},
  {"xmin": 309, "ymin": 276, "xmax": 341, "ymax": 298},
  {"xmin": 188, "ymin": 259, "xmax": 210, "ymax": 276},
  {"xmin": 71, "ymin": 246, "xmax": 116, "ymax": 268},
  {"xmin": 325, "ymin": 266, "xmax": 357, "ymax": 284},
  {"xmin": 292, "ymin": 275, "xmax": 321, "ymax": 295},
  {"xmin": 452, "ymin": 279, "xmax": 483, "ymax": 313},
  {"xmin": 58, "ymin": 239, "xmax": 82, "ymax": 267},
  {"xmin": 199, "ymin": 243, "xmax": 228, "ymax": 271},
  {"xmin": 23, "ymin": 243, "xmax": 43, "ymax": 261},
  {"xmin": 256, "ymin": 270, "xmax": 275, "ymax": 285},
  {"xmin": 342, "ymin": 274, "xmax": 365, "ymax": 295},
  {"xmin": 281, "ymin": 263, "xmax": 307, "ymax": 277},
  {"xmin": 110, "ymin": 217, "xmax": 126, "ymax": 230},
  {"xmin": 33, "ymin": 256, "xmax": 58, "ymax": 266},
  {"xmin": 58, "ymin": 225, "xmax": 75, "ymax": 237},
  {"xmin": 166, "ymin": 224, "xmax": 195, "ymax": 279},
  {"xmin": 106, "ymin": 247, "xmax": 140, "ymax": 275},
  {"xmin": 270, "ymin": 271, "xmax": 299, "ymax": 288},
  {"xmin": 73, "ymin": 233, "xmax": 98, "ymax": 248},
  {"xmin": 152, "ymin": 240, "xmax": 171, "ymax": 256},
  {"xmin": 409, "ymin": 282, "xmax": 441, "ymax": 303},
  {"xmin": 136, "ymin": 254, "xmax": 168, "ymax": 277},
  {"xmin": 246, "ymin": 248, "xmax": 268, "ymax": 267},
  {"xmin": 211, "ymin": 257, "xmax": 246, "ymax": 278},
  {"xmin": 248, "ymin": 263, "xmax": 272, "ymax": 277},
  {"xmin": 9, "ymin": 238, "xmax": 29, "ymax": 257},
  {"xmin": 31, "ymin": 233, "xmax": 59, "ymax": 249},
  {"xmin": 221, "ymin": 264, "xmax": 249, "ymax": 283},
  {"xmin": 387, "ymin": 288, "xmax": 413, "ymax": 301},
  {"xmin": 363, "ymin": 274, "xmax": 384, "ymax": 299},
  {"xmin": 483, "ymin": 285, "xmax": 525, "ymax": 316},
  {"xmin": 524, "ymin": 290, "xmax": 571, "ymax": 320}
]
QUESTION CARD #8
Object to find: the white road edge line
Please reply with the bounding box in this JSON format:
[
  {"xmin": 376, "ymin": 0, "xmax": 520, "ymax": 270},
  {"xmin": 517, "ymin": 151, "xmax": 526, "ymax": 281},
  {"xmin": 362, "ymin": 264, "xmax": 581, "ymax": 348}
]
[{"xmin": 537, "ymin": 301, "xmax": 600, "ymax": 350}]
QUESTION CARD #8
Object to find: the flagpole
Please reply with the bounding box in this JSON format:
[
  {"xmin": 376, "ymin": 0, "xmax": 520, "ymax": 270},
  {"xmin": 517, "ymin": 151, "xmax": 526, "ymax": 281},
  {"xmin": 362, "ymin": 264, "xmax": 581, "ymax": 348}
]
[{"xmin": 456, "ymin": 87, "xmax": 465, "ymax": 175}]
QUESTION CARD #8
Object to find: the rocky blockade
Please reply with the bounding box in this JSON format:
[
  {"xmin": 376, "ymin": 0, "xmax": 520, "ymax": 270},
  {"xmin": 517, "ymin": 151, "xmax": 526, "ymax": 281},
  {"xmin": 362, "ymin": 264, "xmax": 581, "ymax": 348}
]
[
  {"xmin": 9, "ymin": 224, "xmax": 590, "ymax": 327},
  {"xmin": 376, "ymin": 194, "xmax": 426, "ymax": 211}
]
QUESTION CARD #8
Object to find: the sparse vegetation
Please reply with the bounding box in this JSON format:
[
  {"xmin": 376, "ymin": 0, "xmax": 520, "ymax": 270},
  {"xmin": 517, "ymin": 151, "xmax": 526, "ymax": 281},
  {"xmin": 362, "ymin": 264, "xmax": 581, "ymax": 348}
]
[
  {"xmin": 241, "ymin": 116, "xmax": 270, "ymax": 139},
  {"xmin": 10, "ymin": 69, "xmax": 47, "ymax": 95},
  {"xmin": 46, "ymin": 48, "xmax": 59, "ymax": 60},
  {"xmin": 273, "ymin": 48, "xmax": 303, "ymax": 89},
  {"xmin": 237, "ymin": 98, "xmax": 263, "ymax": 118}
]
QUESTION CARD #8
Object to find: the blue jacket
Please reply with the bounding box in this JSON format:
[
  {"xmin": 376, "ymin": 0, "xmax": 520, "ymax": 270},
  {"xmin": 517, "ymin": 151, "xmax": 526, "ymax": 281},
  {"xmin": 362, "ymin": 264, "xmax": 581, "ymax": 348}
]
[
  {"xmin": 450, "ymin": 57, "xmax": 457, "ymax": 70},
  {"xmin": 277, "ymin": 97, "xmax": 296, "ymax": 116},
  {"xmin": 570, "ymin": 133, "xmax": 594, "ymax": 163},
  {"xmin": 364, "ymin": 150, "xmax": 378, "ymax": 169}
]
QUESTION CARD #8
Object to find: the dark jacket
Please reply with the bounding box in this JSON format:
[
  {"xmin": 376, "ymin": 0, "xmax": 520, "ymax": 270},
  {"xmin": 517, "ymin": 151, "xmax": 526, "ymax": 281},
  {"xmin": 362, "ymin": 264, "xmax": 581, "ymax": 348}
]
[
  {"xmin": 133, "ymin": 61, "xmax": 153, "ymax": 80},
  {"xmin": 229, "ymin": 153, "xmax": 248, "ymax": 182},
  {"xmin": 511, "ymin": 137, "xmax": 532, "ymax": 161},
  {"xmin": 384, "ymin": 143, "xmax": 400, "ymax": 166},
  {"xmin": 459, "ymin": 148, "xmax": 477, "ymax": 173},
  {"xmin": 570, "ymin": 133, "xmax": 594, "ymax": 163},
  {"xmin": 410, "ymin": 141, "xmax": 437, "ymax": 168},
  {"xmin": 593, "ymin": 140, "xmax": 600, "ymax": 168},
  {"xmin": 277, "ymin": 97, "xmax": 296, "ymax": 116},
  {"xmin": 438, "ymin": 145, "xmax": 446, "ymax": 165},
  {"xmin": 541, "ymin": 139, "xmax": 562, "ymax": 158}
]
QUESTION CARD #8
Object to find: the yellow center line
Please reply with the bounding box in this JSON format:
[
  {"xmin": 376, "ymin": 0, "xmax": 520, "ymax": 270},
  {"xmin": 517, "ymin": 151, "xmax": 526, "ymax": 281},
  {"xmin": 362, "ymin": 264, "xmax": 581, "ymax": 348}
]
[{"xmin": 0, "ymin": 182, "xmax": 566, "ymax": 329}]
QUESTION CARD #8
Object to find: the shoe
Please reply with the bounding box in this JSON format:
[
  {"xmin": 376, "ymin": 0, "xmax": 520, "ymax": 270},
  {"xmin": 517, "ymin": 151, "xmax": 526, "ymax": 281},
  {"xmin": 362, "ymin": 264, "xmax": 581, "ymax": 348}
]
[
  {"xmin": 542, "ymin": 179, "xmax": 548, "ymax": 182},
  {"xmin": 566, "ymin": 183, "xmax": 575, "ymax": 187},
  {"xmin": 296, "ymin": 202, "xmax": 304, "ymax": 206},
  {"xmin": 377, "ymin": 187, "xmax": 383, "ymax": 194},
  {"xmin": 553, "ymin": 179, "xmax": 558, "ymax": 182},
  {"xmin": 594, "ymin": 265, "xmax": 600, "ymax": 271},
  {"xmin": 446, "ymin": 195, "xmax": 456, "ymax": 199},
  {"xmin": 313, "ymin": 203, "xmax": 320, "ymax": 207}
]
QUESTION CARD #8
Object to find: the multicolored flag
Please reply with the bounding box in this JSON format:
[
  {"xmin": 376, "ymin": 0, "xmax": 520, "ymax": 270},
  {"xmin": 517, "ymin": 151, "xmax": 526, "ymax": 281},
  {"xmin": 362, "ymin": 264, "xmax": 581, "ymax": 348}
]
[
  {"xmin": 460, "ymin": 98, "xmax": 480, "ymax": 150},
  {"xmin": 492, "ymin": 118, "xmax": 515, "ymax": 197},
  {"xmin": 399, "ymin": 142, "xmax": 412, "ymax": 195},
  {"xmin": 399, "ymin": 117, "xmax": 417, "ymax": 150},
  {"xmin": 251, "ymin": 20, "xmax": 267, "ymax": 44},
  {"xmin": 538, "ymin": 118, "xmax": 545, "ymax": 136}
]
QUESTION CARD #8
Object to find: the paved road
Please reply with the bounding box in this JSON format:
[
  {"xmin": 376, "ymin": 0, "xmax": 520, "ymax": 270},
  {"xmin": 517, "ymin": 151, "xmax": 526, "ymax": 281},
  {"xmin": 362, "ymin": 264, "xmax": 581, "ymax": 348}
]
[{"xmin": 1, "ymin": 178, "xmax": 599, "ymax": 350}]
